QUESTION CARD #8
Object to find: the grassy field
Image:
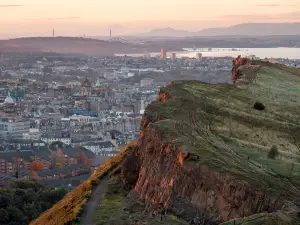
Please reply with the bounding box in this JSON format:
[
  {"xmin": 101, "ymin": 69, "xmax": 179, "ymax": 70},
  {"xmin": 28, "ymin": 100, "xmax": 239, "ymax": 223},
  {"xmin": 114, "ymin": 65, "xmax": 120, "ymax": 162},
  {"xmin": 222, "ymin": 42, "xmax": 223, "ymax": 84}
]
[
  {"xmin": 220, "ymin": 212, "xmax": 300, "ymax": 225},
  {"xmin": 145, "ymin": 63, "xmax": 300, "ymax": 203},
  {"xmin": 93, "ymin": 176, "xmax": 189, "ymax": 225}
]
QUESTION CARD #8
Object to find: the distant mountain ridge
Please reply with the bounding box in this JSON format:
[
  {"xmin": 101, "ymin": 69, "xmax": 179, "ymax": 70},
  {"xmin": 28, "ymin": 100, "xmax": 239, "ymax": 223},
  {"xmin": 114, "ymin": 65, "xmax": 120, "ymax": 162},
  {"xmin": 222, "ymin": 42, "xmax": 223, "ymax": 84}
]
[
  {"xmin": 137, "ymin": 27, "xmax": 192, "ymax": 37},
  {"xmin": 137, "ymin": 23, "xmax": 300, "ymax": 37}
]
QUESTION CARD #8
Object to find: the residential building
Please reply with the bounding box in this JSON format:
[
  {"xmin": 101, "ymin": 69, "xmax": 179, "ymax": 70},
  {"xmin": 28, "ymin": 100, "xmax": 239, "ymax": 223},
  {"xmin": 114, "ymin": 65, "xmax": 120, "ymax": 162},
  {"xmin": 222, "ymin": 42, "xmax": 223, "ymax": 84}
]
[
  {"xmin": 36, "ymin": 164, "xmax": 86, "ymax": 180},
  {"xmin": 0, "ymin": 149, "xmax": 52, "ymax": 175},
  {"xmin": 41, "ymin": 132, "xmax": 71, "ymax": 145},
  {"xmin": 55, "ymin": 146, "xmax": 95, "ymax": 167},
  {"xmin": 0, "ymin": 118, "xmax": 30, "ymax": 140},
  {"xmin": 170, "ymin": 52, "xmax": 176, "ymax": 60},
  {"xmin": 83, "ymin": 141, "xmax": 115, "ymax": 155},
  {"xmin": 23, "ymin": 128, "xmax": 42, "ymax": 140}
]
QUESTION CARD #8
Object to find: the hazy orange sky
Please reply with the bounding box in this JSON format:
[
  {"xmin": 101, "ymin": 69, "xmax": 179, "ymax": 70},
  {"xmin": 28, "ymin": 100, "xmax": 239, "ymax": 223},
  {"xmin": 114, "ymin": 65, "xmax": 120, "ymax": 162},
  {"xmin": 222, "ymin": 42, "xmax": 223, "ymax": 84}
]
[{"xmin": 1, "ymin": 0, "xmax": 300, "ymax": 37}]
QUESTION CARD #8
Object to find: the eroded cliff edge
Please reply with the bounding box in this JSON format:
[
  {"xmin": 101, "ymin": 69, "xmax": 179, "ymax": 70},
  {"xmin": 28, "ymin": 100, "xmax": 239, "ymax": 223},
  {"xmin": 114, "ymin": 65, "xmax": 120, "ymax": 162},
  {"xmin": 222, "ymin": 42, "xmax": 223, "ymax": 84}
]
[{"xmin": 114, "ymin": 62, "xmax": 300, "ymax": 224}]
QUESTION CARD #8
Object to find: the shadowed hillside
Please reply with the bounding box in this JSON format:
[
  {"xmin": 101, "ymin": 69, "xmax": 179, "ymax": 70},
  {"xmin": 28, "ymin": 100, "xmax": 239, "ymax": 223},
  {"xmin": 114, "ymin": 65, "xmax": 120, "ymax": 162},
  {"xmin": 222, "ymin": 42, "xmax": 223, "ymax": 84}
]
[{"xmin": 0, "ymin": 37, "xmax": 161, "ymax": 56}]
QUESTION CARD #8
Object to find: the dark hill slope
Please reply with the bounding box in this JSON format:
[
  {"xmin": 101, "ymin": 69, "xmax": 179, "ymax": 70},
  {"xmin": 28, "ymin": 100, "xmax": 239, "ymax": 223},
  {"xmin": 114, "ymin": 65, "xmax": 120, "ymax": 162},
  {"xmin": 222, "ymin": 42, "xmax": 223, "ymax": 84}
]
[{"xmin": 0, "ymin": 37, "xmax": 157, "ymax": 56}]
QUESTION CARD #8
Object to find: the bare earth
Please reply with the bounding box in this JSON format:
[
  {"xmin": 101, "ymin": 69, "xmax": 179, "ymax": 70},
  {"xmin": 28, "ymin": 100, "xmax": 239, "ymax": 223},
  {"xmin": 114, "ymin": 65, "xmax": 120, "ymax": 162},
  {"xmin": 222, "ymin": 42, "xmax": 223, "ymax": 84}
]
[{"xmin": 81, "ymin": 176, "xmax": 109, "ymax": 225}]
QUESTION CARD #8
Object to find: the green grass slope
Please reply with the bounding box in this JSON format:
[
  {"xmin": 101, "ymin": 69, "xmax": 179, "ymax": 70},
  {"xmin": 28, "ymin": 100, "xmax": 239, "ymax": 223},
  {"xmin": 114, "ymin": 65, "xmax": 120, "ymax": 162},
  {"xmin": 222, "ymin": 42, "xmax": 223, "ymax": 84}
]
[
  {"xmin": 146, "ymin": 62, "xmax": 300, "ymax": 205},
  {"xmin": 92, "ymin": 176, "xmax": 189, "ymax": 225}
]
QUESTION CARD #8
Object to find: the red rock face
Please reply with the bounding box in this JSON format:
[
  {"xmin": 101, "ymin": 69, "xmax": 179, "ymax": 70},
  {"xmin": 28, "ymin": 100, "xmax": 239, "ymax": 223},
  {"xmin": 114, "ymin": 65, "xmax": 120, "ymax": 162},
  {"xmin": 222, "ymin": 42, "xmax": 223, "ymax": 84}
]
[
  {"xmin": 115, "ymin": 87, "xmax": 283, "ymax": 223},
  {"xmin": 232, "ymin": 55, "xmax": 251, "ymax": 84},
  {"xmin": 132, "ymin": 125, "xmax": 282, "ymax": 223}
]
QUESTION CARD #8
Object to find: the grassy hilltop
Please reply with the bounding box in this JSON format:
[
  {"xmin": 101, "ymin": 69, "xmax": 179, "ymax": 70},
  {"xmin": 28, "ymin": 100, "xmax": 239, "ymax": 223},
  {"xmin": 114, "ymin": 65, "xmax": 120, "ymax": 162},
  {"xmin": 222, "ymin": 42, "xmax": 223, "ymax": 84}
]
[{"xmin": 148, "ymin": 62, "xmax": 300, "ymax": 200}]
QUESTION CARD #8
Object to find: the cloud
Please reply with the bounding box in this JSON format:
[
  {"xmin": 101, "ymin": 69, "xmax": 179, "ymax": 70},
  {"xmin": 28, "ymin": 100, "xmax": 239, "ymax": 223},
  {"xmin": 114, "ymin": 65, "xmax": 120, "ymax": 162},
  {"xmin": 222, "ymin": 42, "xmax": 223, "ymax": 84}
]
[
  {"xmin": 256, "ymin": 4, "xmax": 297, "ymax": 7},
  {"xmin": 256, "ymin": 4, "xmax": 280, "ymax": 7},
  {"xmin": 220, "ymin": 11, "xmax": 300, "ymax": 22},
  {"xmin": 25, "ymin": 17, "xmax": 81, "ymax": 21},
  {"xmin": 0, "ymin": 4, "xmax": 23, "ymax": 8}
]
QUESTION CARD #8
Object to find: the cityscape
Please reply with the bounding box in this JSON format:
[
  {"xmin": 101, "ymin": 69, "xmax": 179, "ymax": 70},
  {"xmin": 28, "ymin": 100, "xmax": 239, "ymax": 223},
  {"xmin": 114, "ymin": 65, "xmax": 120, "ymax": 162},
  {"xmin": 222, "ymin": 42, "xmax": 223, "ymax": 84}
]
[
  {"xmin": 2, "ymin": 1, "xmax": 300, "ymax": 224},
  {"xmin": 0, "ymin": 49, "xmax": 299, "ymax": 188}
]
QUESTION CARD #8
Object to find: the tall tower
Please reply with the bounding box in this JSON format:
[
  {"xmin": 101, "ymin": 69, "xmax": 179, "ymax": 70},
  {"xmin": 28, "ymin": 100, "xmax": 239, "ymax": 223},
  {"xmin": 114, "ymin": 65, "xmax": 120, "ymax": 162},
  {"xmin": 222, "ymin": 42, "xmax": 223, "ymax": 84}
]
[
  {"xmin": 160, "ymin": 48, "xmax": 166, "ymax": 60},
  {"xmin": 53, "ymin": 29, "xmax": 55, "ymax": 38},
  {"xmin": 110, "ymin": 29, "xmax": 112, "ymax": 40},
  {"xmin": 141, "ymin": 99, "xmax": 145, "ymax": 111},
  {"xmin": 170, "ymin": 52, "xmax": 176, "ymax": 60}
]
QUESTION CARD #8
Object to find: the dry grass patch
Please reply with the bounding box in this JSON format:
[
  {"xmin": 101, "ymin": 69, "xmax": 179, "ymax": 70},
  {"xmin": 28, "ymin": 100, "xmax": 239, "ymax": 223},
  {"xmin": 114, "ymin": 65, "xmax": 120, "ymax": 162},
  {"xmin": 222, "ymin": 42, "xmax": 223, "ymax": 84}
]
[{"xmin": 30, "ymin": 142, "xmax": 136, "ymax": 225}]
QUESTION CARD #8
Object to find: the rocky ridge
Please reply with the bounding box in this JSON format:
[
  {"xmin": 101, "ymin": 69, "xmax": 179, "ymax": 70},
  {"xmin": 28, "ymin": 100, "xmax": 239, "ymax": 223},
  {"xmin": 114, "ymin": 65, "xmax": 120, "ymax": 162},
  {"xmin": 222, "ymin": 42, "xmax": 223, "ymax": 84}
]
[{"xmin": 114, "ymin": 59, "xmax": 300, "ymax": 224}]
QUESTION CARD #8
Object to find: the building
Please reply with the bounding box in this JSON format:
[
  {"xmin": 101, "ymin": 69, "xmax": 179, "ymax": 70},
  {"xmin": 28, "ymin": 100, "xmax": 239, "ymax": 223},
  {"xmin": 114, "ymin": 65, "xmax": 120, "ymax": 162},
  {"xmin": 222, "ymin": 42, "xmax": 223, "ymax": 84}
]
[
  {"xmin": 141, "ymin": 78, "xmax": 154, "ymax": 87},
  {"xmin": 68, "ymin": 108, "xmax": 98, "ymax": 117},
  {"xmin": 81, "ymin": 77, "xmax": 92, "ymax": 96},
  {"xmin": 55, "ymin": 146, "xmax": 95, "ymax": 167},
  {"xmin": 8, "ymin": 140, "xmax": 46, "ymax": 150},
  {"xmin": 41, "ymin": 132, "xmax": 71, "ymax": 145},
  {"xmin": 23, "ymin": 128, "xmax": 42, "ymax": 140},
  {"xmin": 82, "ymin": 141, "xmax": 115, "ymax": 155},
  {"xmin": 170, "ymin": 52, "xmax": 176, "ymax": 60},
  {"xmin": 0, "ymin": 148, "xmax": 52, "ymax": 176},
  {"xmin": 0, "ymin": 118, "xmax": 30, "ymax": 140},
  {"xmin": 196, "ymin": 53, "xmax": 203, "ymax": 60},
  {"xmin": 69, "ymin": 115, "xmax": 93, "ymax": 124},
  {"xmin": 36, "ymin": 164, "xmax": 86, "ymax": 180},
  {"xmin": 160, "ymin": 48, "xmax": 166, "ymax": 60}
]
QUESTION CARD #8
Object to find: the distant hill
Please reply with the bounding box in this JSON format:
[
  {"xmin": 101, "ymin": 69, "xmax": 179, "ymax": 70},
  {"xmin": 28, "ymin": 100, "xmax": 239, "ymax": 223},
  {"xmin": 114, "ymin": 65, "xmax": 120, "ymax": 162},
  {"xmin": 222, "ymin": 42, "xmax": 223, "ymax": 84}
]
[
  {"xmin": 196, "ymin": 23, "xmax": 300, "ymax": 36},
  {"xmin": 137, "ymin": 27, "xmax": 191, "ymax": 37},
  {"xmin": 137, "ymin": 23, "xmax": 300, "ymax": 37},
  {"xmin": 0, "ymin": 37, "xmax": 162, "ymax": 56}
]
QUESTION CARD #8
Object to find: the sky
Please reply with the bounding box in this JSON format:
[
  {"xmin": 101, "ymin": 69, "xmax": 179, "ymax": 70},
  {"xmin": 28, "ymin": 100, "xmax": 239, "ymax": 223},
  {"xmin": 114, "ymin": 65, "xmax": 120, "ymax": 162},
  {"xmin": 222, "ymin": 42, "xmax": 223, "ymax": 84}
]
[{"xmin": 1, "ymin": 0, "xmax": 300, "ymax": 38}]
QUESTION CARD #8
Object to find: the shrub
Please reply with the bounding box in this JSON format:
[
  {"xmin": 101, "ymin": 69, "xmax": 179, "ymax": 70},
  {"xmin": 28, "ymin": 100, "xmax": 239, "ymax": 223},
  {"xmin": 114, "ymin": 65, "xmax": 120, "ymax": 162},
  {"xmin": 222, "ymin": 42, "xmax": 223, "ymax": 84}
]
[
  {"xmin": 268, "ymin": 146, "xmax": 279, "ymax": 159},
  {"xmin": 254, "ymin": 102, "xmax": 265, "ymax": 111}
]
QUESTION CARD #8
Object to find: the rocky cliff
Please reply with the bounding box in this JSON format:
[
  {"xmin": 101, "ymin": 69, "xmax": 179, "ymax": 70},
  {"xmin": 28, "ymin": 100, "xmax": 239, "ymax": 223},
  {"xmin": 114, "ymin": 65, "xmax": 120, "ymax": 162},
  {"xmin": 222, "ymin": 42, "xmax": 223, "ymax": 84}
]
[{"xmin": 114, "ymin": 61, "xmax": 300, "ymax": 224}]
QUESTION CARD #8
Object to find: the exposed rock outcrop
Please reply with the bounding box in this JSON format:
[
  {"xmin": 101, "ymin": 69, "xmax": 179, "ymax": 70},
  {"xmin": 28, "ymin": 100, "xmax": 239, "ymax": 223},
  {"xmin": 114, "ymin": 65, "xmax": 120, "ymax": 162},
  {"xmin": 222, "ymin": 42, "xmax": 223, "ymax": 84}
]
[
  {"xmin": 116, "ymin": 63, "xmax": 300, "ymax": 224},
  {"xmin": 231, "ymin": 55, "xmax": 250, "ymax": 84},
  {"xmin": 122, "ymin": 102, "xmax": 282, "ymax": 223}
]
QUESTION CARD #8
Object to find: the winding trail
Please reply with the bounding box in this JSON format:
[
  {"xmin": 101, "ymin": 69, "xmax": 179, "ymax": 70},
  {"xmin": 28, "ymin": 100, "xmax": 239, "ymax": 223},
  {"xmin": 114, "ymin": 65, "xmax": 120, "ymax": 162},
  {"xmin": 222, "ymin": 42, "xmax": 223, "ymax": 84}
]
[{"xmin": 80, "ymin": 176, "xmax": 109, "ymax": 225}]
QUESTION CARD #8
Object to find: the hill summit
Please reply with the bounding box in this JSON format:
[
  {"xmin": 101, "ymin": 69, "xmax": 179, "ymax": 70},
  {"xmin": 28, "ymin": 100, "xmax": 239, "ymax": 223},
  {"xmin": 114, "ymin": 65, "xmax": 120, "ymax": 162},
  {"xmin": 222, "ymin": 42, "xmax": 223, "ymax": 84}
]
[{"xmin": 32, "ymin": 59, "xmax": 300, "ymax": 225}]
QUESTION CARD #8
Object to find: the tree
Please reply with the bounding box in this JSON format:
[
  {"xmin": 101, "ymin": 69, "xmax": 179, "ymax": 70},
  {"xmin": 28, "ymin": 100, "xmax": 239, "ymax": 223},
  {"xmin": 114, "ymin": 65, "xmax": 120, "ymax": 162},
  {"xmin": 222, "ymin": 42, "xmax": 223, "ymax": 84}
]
[
  {"xmin": 55, "ymin": 162, "xmax": 63, "ymax": 168},
  {"xmin": 78, "ymin": 169, "xmax": 90, "ymax": 176},
  {"xmin": 254, "ymin": 101, "xmax": 265, "ymax": 111},
  {"xmin": 0, "ymin": 195, "xmax": 9, "ymax": 208},
  {"xmin": 0, "ymin": 180, "xmax": 67, "ymax": 225},
  {"xmin": 0, "ymin": 208, "xmax": 9, "ymax": 224},
  {"xmin": 268, "ymin": 146, "xmax": 279, "ymax": 159},
  {"xmin": 7, "ymin": 206, "xmax": 27, "ymax": 223},
  {"xmin": 29, "ymin": 161, "xmax": 44, "ymax": 172},
  {"xmin": 23, "ymin": 203, "xmax": 39, "ymax": 221}
]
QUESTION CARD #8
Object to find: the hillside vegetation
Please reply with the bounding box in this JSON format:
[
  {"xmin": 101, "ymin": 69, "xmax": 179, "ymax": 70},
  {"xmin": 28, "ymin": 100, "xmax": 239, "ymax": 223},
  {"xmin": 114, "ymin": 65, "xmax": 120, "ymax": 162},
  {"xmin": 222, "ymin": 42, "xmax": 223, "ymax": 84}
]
[
  {"xmin": 30, "ymin": 142, "xmax": 136, "ymax": 225},
  {"xmin": 0, "ymin": 180, "xmax": 67, "ymax": 225}
]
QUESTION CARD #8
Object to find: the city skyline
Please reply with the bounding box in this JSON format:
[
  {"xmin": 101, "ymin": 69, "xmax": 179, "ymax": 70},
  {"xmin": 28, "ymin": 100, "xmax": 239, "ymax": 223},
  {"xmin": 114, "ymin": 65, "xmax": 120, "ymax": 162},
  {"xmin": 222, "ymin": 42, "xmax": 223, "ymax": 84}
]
[{"xmin": 1, "ymin": 0, "xmax": 300, "ymax": 37}]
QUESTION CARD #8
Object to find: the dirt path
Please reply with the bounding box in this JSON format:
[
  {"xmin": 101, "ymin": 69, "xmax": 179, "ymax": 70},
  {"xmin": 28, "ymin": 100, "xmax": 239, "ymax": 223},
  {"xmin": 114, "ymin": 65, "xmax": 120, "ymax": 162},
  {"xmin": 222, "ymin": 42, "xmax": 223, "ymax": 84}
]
[{"xmin": 80, "ymin": 176, "xmax": 109, "ymax": 225}]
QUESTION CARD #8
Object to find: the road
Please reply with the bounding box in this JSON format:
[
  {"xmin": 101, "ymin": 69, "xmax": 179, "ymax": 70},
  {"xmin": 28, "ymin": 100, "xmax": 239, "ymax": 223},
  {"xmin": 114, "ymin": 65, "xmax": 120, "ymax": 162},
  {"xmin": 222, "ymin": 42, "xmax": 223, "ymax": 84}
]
[{"xmin": 80, "ymin": 176, "xmax": 109, "ymax": 225}]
